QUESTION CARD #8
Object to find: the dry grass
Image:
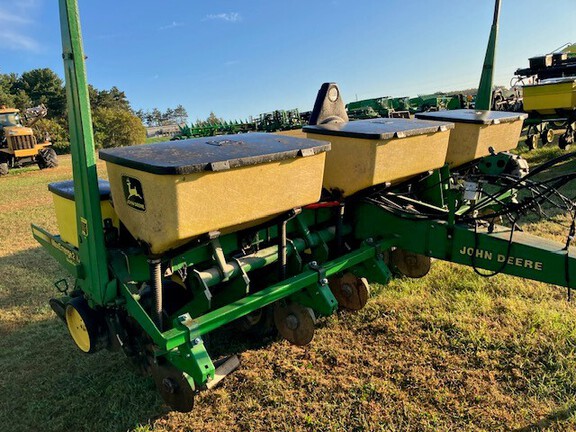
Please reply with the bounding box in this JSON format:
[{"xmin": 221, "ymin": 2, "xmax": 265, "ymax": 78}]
[{"xmin": 2, "ymin": 143, "xmax": 576, "ymax": 431}]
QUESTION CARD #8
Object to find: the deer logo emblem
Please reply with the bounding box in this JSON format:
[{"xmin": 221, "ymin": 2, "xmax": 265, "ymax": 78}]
[
  {"xmin": 126, "ymin": 178, "xmax": 142, "ymax": 200},
  {"xmin": 122, "ymin": 176, "xmax": 146, "ymax": 211}
]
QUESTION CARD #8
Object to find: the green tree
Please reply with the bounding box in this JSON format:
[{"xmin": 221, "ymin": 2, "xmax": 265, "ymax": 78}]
[
  {"xmin": 34, "ymin": 118, "xmax": 70, "ymax": 153},
  {"xmin": 0, "ymin": 73, "xmax": 18, "ymax": 107},
  {"xmin": 92, "ymin": 107, "xmax": 146, "ymax": 148},
  {"xmin": 173, "ymin": 104, "xmax": 188, "ymax": 124},
  {"xmin": 206, "ymin": 111, "xmax": 223, "ymax": 126},
  {"xmin": 151, "ymin": 108, "xmax": 162, "ymax": 126},
  {"xmin": 16, "ymin": 68, "xmax": 66, "ymax": 118},
  {"xmin": 88, "ymin": 85, "xmax": 132, "ymax": 112}
]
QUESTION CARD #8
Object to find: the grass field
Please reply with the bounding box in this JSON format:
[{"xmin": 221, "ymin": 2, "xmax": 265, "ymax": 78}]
[{"xmin": 2, "ymin": 142, "xmax": 576, "ymax": 431}]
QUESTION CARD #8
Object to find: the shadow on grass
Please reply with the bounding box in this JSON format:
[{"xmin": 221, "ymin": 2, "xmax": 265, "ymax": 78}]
[
  {"xmin": 0, "ymin": 315, "xmax": 165, "ymax": 432},
  {"xmin": 0, "ymin": 247, "xmax": 278, "ymax": 432},
  {"xmin": 513, "ymin": 404, "xmax": 576, "ymax": 431}
]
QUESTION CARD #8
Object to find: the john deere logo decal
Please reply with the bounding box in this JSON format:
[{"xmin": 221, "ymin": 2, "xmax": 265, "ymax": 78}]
[{"xmin": 122, "ymin": 176, "xmax": 146, "ymax": 211}]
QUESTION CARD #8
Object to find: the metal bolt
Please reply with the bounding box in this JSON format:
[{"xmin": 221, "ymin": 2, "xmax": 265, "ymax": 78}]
[
  {"xmin": 320, "ymin": 278, "xmax": 329, "ymax": 285},
  {"xmin": 310, "ymin": 261, "xmax": 318, "ymax": 267},
  {"xmin": 192, "ymin": 337, "xmax": 202, "ymax": 346},
  {"xmin": 366, "ymin": 238, "xmax": 374, "ymax": 245}
]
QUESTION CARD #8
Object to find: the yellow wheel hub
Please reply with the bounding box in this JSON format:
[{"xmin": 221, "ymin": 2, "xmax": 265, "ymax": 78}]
[{"xmin": 66, "ymin": 305, "xmax": 91, "ymax": 353}]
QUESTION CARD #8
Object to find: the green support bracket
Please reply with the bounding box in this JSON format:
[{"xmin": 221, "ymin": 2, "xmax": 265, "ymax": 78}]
[
  {"xmin": 166, "ymin": 338, "xmax": 215, "ymax": 387},
  {"xmin": 290, "ymin": 261, "xmax": 338, "ymax": 316}
]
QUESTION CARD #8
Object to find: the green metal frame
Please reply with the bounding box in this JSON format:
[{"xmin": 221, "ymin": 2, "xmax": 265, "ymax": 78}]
[
  {"xmin": 59, "ymin": 0, "xmax": 112, "ymax": 305},
  {"xmin": 476, "ymin": 0, "xmax": 501, "ymax": 110}
]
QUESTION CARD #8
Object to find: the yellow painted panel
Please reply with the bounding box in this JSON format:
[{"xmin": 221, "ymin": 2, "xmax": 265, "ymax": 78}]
[
  {"xmin": 13, "ymin": 148, "xmax": 38, "ymax": 157},
  {"xmin": 445, "ymin": 120, "xmax": 523, "ymax": 167},
  {"xmin": 306, "ymin": 130, "xmax": 451, "ymax": 196},
  {"xmin": 523, "ymin": 81, "xmax": 576, "ymax": 115},
  {"xmin": 105, "ymin": 154, "xmax": 326, "ymax": 254},
  {"xmin": 52, "ymin": 194, "xmax": 119, "ymax": 248}
]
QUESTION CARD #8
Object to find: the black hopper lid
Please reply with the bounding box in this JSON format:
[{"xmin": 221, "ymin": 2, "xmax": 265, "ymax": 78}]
[{"xmin": 99, "ymin": 133, "xmax": 331, "ymax": 175}]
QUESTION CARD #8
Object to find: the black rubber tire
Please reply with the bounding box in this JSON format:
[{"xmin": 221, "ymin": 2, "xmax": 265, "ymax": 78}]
[
  {"xmin": 559, "ymin": 134, "xmax": 571, "ymax": 151},
  {"xmin": 525, "ymin": 135, "xmax": 538, "ymax": 150},
  {"xmin": 37, "ymin": 147, "xmax": 58, "ymax": 169},
  {"xmin": 0, "ymin": 162, "xmax": 8, "ymax": 176},
  {"xmin": 540, "ymin": 128, "xmax": 554, "ymax": 145}
]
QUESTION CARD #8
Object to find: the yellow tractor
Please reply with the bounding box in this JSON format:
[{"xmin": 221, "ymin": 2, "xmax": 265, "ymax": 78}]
[{"xmin": 0, "ymin": 105, "xmax": 58, "ymax": 175}]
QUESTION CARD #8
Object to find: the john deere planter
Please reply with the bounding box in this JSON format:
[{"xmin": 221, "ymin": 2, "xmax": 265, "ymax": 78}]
[{"xmin": 33, "ymin": 0, "xmax": 576, "ymax": 412}]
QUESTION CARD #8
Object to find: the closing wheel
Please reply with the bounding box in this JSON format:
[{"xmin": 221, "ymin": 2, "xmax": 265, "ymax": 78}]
[
  {"xmin": 65, "ymin": 297, "xmax": 104, "ymax": 353},
  {"xmin": 540, "ymin": 128, "xmax": 554, "ymax": 145},
  {"xmin": 391, "ymin": 248, "xmax": 431, "ymax": 278},
  {"xmin": 274, "ymin": 302, "xmax": 316, "ymax": 346},
  {"xmin": 152, "ymin": 362, "xmax": 196, "ymax": 412},
  {"xmin": 329, "ymin": 273, "xmax": 370, "ymax": 311}
]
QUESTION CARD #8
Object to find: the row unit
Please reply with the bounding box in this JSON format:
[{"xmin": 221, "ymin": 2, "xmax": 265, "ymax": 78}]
[{"xmin": 50, "ymin": 109, "xmax": 525, "ymax": 255}]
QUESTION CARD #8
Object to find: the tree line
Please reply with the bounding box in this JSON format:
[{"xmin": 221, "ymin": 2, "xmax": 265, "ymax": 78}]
[
  {"xmin": 0, "ymin": 67, "xmax": 147, "ymax": 151},
  {"xmin": 134, "ymin": 106, "xmax": 188, "ymax": 127}
]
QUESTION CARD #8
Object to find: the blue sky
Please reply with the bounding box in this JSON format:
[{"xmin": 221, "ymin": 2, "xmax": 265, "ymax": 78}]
[{"xmin": 1, "ymin": 0, "xmax": 575, "ymax": 122}]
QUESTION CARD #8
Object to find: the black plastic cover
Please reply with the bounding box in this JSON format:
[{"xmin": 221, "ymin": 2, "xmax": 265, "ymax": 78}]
[
  {"xmin": 303, "ymin": 117, "xmax": 454, "ymax": 140},
  {"xmin": 415, "ymin": 109, "xmax": 527, "ymax": 125},
  {"xmin": 308, "ymin": 82, "xmax": 349, "ymax": 125},
  {"xmin": 48, "ymin": 179, "xmax": 111, "ymax": 201},
  {"xmin": 99, "ymin": 133, "xmax": 331, "ymax": 175}
]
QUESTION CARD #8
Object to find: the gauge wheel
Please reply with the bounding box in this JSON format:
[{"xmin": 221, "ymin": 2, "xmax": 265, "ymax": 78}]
[{"xmin": 65, "ymin": 297, "xmax": 104, "ymax": 353}]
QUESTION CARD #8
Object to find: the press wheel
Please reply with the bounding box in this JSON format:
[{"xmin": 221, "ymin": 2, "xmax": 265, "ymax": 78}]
[
  {"xmin": 151, "ymin": 362, "xmax": 196, "ymax": 412},
  {"xmin": 329, "ymin": 273, "xmax": 370, "ymax": 311},
  {"xmin": 273, "ymin": 302, "xmax": 316, "ymax": 346}
]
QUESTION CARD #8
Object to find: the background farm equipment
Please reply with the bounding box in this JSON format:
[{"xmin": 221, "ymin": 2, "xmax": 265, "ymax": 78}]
[
  {"xmin": 0, "ymin": 104, "xmax": 57, "ymax": 175},
  {"xmin": 512, "ymin": 43, "xmax": 576, "ymax": 150},
  {"xmin": 346, "ymin": 96, "xmax": 411, "ymax": 120},
  {"xmin": 173, "ymin": 109, "xmax": 307, "ymax": 140}
]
